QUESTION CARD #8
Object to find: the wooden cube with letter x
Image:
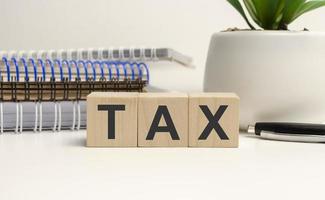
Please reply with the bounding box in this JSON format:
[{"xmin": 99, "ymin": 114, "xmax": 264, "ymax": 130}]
[
  {"xmin": 87, "ymin": 92, "xmax": 138, "ymax": 147},
  {"xmin": 138, "ymin": 93, "xmax": 189, "ymax": 147},
  {"xmin": 189, "ymin": 93, "xmax": 239, "ymax": 148}
]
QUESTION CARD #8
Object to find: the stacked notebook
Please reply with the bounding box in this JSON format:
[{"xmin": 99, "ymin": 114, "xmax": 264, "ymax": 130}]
[{"xmin": 0, "ymin": 48, "xmax": 192, "ymax": 133}]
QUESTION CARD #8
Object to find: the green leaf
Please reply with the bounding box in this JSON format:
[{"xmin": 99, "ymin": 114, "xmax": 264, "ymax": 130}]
[
  {"xmin": 227, "ymin": 0, "xmax": 256, "ymax": 29},
  {"xmin": 250, "ymin": 0, "xmax": 284, "ymax": 30},
  {"xmin": 243, "ymin": 0, "xmax": 262, "ymax": 27},
  {"xmin": 227, "ymin": 0, "xmax": 325, "ymax": 30},
  {"xmin": 281, "ymin": 0, "xmax": 306, "ymax": 25},
  {"xmin": 293, "ymin": 0, "xmax": 325, "ymax": 21},
  {"xmin": 271, "ymin": 0, "xmax": 286, "ymax": 29}
]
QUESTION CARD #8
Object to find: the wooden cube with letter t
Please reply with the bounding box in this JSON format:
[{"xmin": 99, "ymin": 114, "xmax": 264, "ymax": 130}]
[
  {"xmin": 87, "ymin": 92, "xmax": 138, "ymax": 147},
  {"xmin": 189, "ymin": 93, "xmax": 239, "ymax": 148},
  {"xmin": 138, "ymin": 93, "xmax": 189, "ymax": 147}
]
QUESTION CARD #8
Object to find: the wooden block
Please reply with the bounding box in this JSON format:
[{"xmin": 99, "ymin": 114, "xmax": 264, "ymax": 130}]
[
  {"xmin": 138, "ymin": 93, "xmax": 189, "ymax": 147},
  {"xmin": 189, "ymin": 93, "xmax": 239, "ymax": 148},
  {"xmin": 87, "ymin": 92, "xmax": 138, "ymax": 147}
]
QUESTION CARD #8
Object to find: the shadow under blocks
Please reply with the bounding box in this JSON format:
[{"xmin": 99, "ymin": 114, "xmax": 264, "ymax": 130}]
[{"xmin": 86, "ymin": 92, "xmax": 239, "ymax": 148}]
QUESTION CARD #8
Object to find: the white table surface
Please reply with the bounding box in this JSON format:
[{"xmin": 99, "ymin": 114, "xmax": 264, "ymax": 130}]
[
  {"xmin": 0, "ymin": 66, "xmax": 324, "ymax": 200},
  {"xmin": 1, "ymin": 130, "xmax": 325, "ymax": 200}
]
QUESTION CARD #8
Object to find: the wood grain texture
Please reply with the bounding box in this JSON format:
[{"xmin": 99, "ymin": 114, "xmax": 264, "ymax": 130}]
[
  {"xmin": 188, "ymin": 93, "xmax": 239, "ymax": 148},
  {"xmin": 138, "ymin": 93, "xmax": 189, "ymax": 147},
  {"xmin": 87, "ymin": 92, "xmax": 138, "ymax": 147}
]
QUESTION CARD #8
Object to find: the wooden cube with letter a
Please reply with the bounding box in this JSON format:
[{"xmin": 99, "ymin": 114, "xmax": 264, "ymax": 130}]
[
  {"xmin": 87, "ymin": 92, "xmax": 138, "ymax": 147},
  {"xmin": 189, "ymin": 93, "xmax": 239, "ymax": 148},
  {"xmin": 138, "ymin": 93, "xmax": 188, "ymax": 147}
]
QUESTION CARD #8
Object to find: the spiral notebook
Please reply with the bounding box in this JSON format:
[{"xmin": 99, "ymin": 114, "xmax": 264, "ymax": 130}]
[{"xmin": 0, "ymin": 47, "xmax": 192, "ymax": 133}]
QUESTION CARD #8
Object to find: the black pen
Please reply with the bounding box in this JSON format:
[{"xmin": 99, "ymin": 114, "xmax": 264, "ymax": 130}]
[{"xmin": 247, "ymin": 122, "xmax": 325, "ymax": 143}]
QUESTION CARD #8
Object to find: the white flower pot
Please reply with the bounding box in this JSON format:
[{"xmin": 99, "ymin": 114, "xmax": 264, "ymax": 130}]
[{"xmin": 204, "ymin": 31, "xmax": 325, "ymax": 130}]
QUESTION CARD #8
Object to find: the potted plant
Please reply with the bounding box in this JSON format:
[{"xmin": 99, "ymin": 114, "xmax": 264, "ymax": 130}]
[{"xmin": 204, "ymin": 0, "xmax": 325, "ymax": 130}]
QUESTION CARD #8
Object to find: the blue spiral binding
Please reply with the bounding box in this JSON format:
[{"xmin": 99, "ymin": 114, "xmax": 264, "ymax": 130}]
[
  {"xmin": 45, "ymin": 59, "xmax": 55, "ymax": 80},
  {"xmin": 134, "ymin": 62, "xmax": 142, "ymax": 79},
  {"xmin": 54, "ymin": 59, "xmax": 64, "ymax": 81},
  {"xmin": 2, "ymin": 57, "xmax": 11, "ymax": 81},
  {"xmin": 1, "ymin": 56, "xmax": 149, "ymax": 84},
  {"xmin": 70, "ymin": 60, "xmax": 80, "ymax": 80},
  {"xmin": 131, "ymin": 62, "xmax": 142, "ymax": 81},
  {"xmin": 120, "ymin": 62, "xmax": 128, "ymax": 79},
  {"xmin": 37, "ymin": 59, "xmax": 46, "ymax": 81},
  {"xmin": 125, "ymin": 62, "xmax": 135, "ymax": 80},
  {"xmin": 62, "ymin": 60, "xmax": 72, "ymax": 81},
  {"xmin": 29, "ymin": 58, "xmax": 38, "ymax": 81},
  {"xmin": 20, "ymin": 58, "xmax": 29, "ymax": 81},
  {"xmin": 108, "ymin": 62, "xmax": 120, "ymax": 80},
  {"xmin": 11, "ymin": 58, "xmax": 20, "ymax": 81},
  {"xmin": 94, "ymin": 61, "xmax": 104, "ymax": 79},
  {"xmin": 86, "ymin": 60, "xmax": 96, "ymax": 81},
  {"xmin": 78, "ymin": 60, "xmax": 88, "ymax": 81},
  {"xmin": 139, "ymin": 62, "xmax": 149, "ymax": 81},
  {"xmin": 102, "ymin": 61, "xmax": 112, "ymax": 80}
]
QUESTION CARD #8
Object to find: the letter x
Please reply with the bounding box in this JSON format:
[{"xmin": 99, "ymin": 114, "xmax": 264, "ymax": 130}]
[{"xmin": 198, "ymin": 105, "xmax": 229, "ymax": 140}]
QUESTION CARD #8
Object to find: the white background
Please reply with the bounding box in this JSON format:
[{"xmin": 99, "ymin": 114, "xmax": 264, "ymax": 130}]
[
  {"xmin": 2, "ymin": 0, "xmax": 325, "ymax": 90},
  {"xmin": 1, "ymin": 0, "xmax": 325, "ymax": 200}
]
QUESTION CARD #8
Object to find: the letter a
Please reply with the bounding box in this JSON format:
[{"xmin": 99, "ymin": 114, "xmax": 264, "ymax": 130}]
[{"xmin": 146, "ymin": 105, "xmax": 180, "ymax": 140}]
